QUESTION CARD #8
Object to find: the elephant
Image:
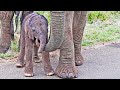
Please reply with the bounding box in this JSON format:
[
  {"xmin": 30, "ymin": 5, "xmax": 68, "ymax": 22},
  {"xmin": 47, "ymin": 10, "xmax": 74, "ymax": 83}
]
[
  {"xmin": 0, "ymin": 11, "xmax": 19, "ymax": 53},
  {"xmin": 16, "ymin": 12, "xmax": 54, "ymax": 77},
  {"xmin": 17, "ymin": 11, "xmax": 34, "ymax": 51},
  {"xmin": 16, "ymin": 11, "xmax": 42, "ymax": 65},
  {"xmin": 44, "ymin": 11, "xmax": 87, "ymax": 78}
]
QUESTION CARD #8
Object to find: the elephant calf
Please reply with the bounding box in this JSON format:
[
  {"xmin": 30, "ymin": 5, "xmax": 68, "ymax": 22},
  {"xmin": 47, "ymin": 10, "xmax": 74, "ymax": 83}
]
[{"xmin": 16, "ymin": 12, "xmax": 54, "ymax": 77}]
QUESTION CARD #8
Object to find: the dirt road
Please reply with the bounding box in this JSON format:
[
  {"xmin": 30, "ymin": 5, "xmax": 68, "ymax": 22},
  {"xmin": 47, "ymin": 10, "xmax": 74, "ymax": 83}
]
[{"xmin": 0, "ymin": 41, "xmax": 120, "ymax": 79}]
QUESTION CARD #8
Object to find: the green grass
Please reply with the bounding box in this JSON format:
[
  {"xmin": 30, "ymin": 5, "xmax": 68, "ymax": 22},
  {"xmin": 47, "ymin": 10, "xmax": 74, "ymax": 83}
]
[
  {"xmin": 82, "ymin": 20, "xmax": 120, "ymax": 46},
  {"xmin": 0, "ymin": 53, "xmax": 14, "ymax": 59},
  {"xmin": 11, "ymin": 38, "xmax": 19, "ymax": 52}
]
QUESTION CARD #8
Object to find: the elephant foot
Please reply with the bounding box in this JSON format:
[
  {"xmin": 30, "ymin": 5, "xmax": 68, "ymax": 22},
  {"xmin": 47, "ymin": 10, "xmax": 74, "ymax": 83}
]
[
  {"xmin": 44, "ymin": 66, "xmax": 54, "ymax": 76},
  {"xmin": 24, "ymin": 67, "xmax": 34, "ymax": 77},
  {"xmin": 55, "ymin": 63, "xmax": 78, "ymax": 79},
  {"xmin": 75, "ymin": 55, "xmax": 84, "ymax": 66},
  {"xmin": 24, "ymin": 73, "xmax": 34, "ymax": 77},
  {"xmin": 33, "ymin": 56, "xmax": 42, "ymax": 63},
  {"xmin": 16, "ymin": 60, "xmax": 25, "ymax": 68}
]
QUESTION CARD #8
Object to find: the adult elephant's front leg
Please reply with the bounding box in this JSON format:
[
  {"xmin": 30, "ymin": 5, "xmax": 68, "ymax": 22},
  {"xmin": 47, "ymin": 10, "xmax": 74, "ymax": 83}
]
[
  {"xmin": 24, "ymin": 35, "xmax": 33, "ymax": 77},
  {"xmin": 55, "ymin": 11, "xmax": 78, "ymax": 78},
  {"xmin": 73, "ymin": 11, "xmax": 87, "ymax": 66}
]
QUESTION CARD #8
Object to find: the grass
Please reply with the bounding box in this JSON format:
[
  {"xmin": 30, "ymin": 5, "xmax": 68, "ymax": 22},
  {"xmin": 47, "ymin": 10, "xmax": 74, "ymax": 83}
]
[
  {"xmin": 82, "ymin": 15, "xmax": 120, "ymax": 46},
  {"xmin": 0, "ymin": 53, "xmax": 14, "ymax": 59}
]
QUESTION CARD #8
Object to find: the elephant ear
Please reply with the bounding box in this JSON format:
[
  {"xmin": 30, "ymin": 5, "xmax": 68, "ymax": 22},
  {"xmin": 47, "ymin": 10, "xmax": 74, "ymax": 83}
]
[{"xmin": 27, "ymin": 14, "xmax": 37, "ymax": 40}]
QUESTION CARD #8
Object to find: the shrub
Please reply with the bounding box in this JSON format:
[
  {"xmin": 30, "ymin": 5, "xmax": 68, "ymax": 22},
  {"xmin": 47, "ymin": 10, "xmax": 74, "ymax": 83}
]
[{"xmin": 87, "ymin": 11, "xmax": 110, "ymax": 24}]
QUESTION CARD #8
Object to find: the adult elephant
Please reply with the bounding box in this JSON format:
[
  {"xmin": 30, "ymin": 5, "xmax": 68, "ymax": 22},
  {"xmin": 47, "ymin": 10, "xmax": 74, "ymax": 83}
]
[
  {"xmin": 0, "ymin": 11, "xmax": 33, "ymax": 53},
  {"xmin": 44, "ymin": 11, "xmax": 87, "ymax": 78}
]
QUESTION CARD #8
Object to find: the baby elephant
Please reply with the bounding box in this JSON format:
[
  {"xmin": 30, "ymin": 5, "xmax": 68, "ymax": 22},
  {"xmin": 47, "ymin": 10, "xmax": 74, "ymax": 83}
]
[{"xmin": 19, "ymin": 12, "xmax": 54, "ymax": 77}]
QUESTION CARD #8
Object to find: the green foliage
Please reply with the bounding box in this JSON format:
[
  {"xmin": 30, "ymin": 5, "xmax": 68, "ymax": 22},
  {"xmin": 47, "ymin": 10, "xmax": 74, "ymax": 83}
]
[
  {"xmin": 11, "ymin": 39, "xmax": 19, "ymax": 52},
  {"xmin": 87, "ymin": 11, "xmax": 120, "ymax": 24},
  {"xmin": 0, "ymin": 53, "xmax": 14, "ymax": 59},
  {"xmin": 87, "ymin": 11, "xmax": 110, "ymax": 24}
]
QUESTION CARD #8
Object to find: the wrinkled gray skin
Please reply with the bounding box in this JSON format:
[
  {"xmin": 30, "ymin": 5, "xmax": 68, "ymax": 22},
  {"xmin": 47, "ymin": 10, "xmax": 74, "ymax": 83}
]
[
  {"xmin": 17, "ymin": 11, "xmax": 34, "ymax": 51},
  {"xmin": 16, "ymin": 12, "xmax": 54, "ymax": 77},
  {"xmin": 0, "ymin": 11, "xmax": 20, "ymax": 53},
  {"xmin": 27, "ymin": 13, "xmax": 48, "ymax": 53},
  {"xmin": 44, "ymin": 11, "xmax": 87, "ymax": 78}
]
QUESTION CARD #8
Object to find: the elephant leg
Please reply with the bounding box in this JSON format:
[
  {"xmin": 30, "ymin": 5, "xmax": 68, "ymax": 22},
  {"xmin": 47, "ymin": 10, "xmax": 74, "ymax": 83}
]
[
  {"xmin": 24, "ymin": 35, "xmax": 34, "ymax": 77},
  {"xmin": 55, "ymin": 11, "xmax": 78, "ymax": 78},
  {"xmin": 72, "ymin": 11, "xmax": 87, "ymax": 66},
  {"xmin": 0, "ymin": 11, "xmax": 14, "ymax": 53},
  {"xmin": 16, "ymin": 24, "xmax": 25, "ymax": 68},
  {"xmin": 0, "ymin": 21, "xmax": 11, "ymax": 53},
  {"xmin": 41, "ymin": 51, "xmax": 54, "ymax": 76},
  {"xmin": 33, "ymin": 43, "xmax": 41, "ymax": 63}
]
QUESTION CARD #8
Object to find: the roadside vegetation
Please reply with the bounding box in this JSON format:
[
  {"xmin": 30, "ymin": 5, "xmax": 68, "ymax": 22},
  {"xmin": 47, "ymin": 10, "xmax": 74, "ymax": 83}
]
[{"xmin": 1, "ymin": 11, "xmax": 120, "ymax": 59}]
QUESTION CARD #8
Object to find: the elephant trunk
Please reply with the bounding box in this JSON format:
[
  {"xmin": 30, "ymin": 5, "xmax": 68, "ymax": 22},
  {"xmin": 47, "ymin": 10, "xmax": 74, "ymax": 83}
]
[
  {"xmin": 38, "ymin": 35, "xmax": 47, "ymax": 53},
  {"xmin": 44, "ymin": 11, "xmax": 64, "ymax": 52}
]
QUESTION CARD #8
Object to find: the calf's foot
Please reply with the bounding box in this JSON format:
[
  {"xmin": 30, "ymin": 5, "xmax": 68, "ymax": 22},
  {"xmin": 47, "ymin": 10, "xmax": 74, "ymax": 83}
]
[
  {"xmin": 24, "ymin": 66, "xmax": 34, "ymax": 77},
  {"xmin": 16, "ymin": 59, "xmax": 25, "ymax": 68}
]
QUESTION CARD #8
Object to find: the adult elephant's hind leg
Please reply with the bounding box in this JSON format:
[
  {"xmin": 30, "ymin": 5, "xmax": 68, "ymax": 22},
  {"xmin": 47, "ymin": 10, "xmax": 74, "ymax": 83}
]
[
  {"xmin": 73, "ymin": 11, "xmax": 87, "ymax": 66},
  {"xmin": 55, "ymin": 11, "xmax": 78, "ymax": 78},
  {"xmin": 24, "ymin": 35, "xmax": 34, "ymax": 77},
  {"xmin": 33, "ymin": 43, "xmax": 41, "ymax": 63},
  {"xmin": 16, "ymin": 25, "xmax": 25, "ymax": 68}
]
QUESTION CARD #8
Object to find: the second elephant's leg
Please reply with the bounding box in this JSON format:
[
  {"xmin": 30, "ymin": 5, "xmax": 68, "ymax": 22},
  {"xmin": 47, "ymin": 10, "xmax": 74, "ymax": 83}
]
[
  {"xmin": 33, "ymin": 43, "xmax": 41, "ymax": 63},
  {"xmin": 24, "ymin": 35, "xmax": 34, "ymax": 77},
  {"xmin": 72, "ymin": 11, "xmax": 87, "ymax": 66},
  {"xmin": 16, "ymin": 24, "xmax": 25, "ymax": 67},
  {"xmin": 55, "ymin": 11, "xmax": 78, "ymax": 78}
]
